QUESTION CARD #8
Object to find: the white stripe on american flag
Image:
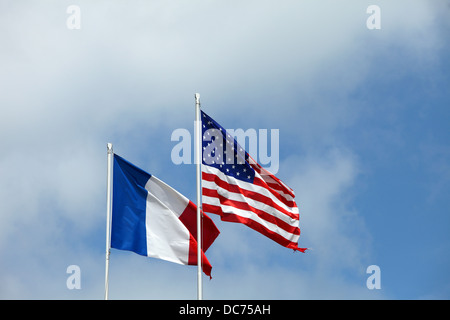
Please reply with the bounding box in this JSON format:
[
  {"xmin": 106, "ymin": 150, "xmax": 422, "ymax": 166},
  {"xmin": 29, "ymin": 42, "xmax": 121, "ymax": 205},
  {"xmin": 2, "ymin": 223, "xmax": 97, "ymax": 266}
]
[
  {"xmin": 202, "ymin": 178, "xmax": 298, "ymax": 225},
  {"xmin": 248, "ymin": 155, "xmax": 296, "ymax": 199},
  {"xmin": 202, "ymin": 194, "xmax": 300, "ymax": 243},
  {"xmin": 201, "ymin": 165, "xmax": 300, "ymax": 245}
]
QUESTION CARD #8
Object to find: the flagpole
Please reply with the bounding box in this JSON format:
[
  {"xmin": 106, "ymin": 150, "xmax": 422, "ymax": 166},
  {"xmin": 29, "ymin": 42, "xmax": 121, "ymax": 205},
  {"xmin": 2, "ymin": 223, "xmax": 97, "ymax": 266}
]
[
  {"xmin": 104, "ymin": 142, "xmax": 114, "ymax": 300},
  {"xmin": 195, "ymin": 93, "xmax": 203, "ymax": 300}
]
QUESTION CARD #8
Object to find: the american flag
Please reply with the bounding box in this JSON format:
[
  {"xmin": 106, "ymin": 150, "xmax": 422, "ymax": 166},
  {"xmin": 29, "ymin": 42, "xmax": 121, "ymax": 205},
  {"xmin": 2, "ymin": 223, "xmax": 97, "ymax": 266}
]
[{"xmin": 200, "ymin": 111, "xmax": 306, "ymax": 252}]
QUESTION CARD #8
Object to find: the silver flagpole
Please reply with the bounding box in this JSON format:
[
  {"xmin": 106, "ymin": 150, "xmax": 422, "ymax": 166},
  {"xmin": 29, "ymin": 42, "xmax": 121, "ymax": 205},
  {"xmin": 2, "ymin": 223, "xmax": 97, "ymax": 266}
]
[
  {"xmin": 194, "ymin": 93, "xmax": 203, "ymax": 300},
  {"xmin": 104, "ymin": 143, "xmax": 114, "ymax": 300}
]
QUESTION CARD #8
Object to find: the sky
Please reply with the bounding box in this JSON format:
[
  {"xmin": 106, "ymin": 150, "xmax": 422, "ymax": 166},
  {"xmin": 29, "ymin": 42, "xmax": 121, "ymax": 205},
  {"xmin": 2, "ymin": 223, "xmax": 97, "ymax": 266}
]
[{"xmin": 0, "ymin": 0, "xmax": 449, "ymax": 300}]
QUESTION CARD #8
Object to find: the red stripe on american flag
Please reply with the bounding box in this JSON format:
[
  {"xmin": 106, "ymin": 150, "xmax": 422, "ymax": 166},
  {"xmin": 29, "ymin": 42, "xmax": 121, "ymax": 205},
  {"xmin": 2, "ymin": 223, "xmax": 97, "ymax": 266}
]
[
  {"xmin": 202, "ymin": 187, "xmax": 300, "ymax": 235},
  {"xmin": 202, "ymin": 203, "xmax": 305, "ymax": 252},
  {"xmin": 248, "ymin": 155, "xmax": 295, "ymax": 198},
  {"xmin": 252, "ymin": 177, "xmax": 297, "ymax": 208},
  {"xmin": 202, "ymin": 171, "xmax": 298, "ymax": 218},
  {"xmin": 202, "ymin": 166, "xmax": 306, "ymax": 252}
]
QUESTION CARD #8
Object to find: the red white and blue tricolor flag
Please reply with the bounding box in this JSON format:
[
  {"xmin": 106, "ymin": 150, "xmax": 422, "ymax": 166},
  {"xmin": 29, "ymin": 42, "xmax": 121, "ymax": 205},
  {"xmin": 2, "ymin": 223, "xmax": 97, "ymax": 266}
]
[
  {"xmin": 111, "ymin": 154, "xmax": 220, "ymax": 278},
  {"xmin": 200, "ymin": 111, "xmax": 306, "ymax": 252}
]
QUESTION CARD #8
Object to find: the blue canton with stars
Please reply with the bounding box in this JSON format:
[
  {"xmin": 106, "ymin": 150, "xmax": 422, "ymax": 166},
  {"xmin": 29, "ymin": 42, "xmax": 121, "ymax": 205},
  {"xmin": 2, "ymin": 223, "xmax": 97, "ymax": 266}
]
[{"xmin": 201, "ymin": 111, "xmax": 255, "ymax": 183}]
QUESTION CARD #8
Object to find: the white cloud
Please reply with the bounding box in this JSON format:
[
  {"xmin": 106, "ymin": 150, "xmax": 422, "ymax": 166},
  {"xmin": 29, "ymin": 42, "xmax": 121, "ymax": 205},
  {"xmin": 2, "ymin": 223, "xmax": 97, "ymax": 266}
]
[{"xmin": 282, "ymin": 148, "xmax": 376, "ymax": 295}]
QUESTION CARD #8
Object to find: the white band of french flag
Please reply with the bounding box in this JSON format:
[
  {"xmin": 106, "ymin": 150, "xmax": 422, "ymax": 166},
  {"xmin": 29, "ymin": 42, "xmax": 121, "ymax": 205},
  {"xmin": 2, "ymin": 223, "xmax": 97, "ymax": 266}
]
[
  {"xmin": 111, "ymin": 154, "xmax": 219, "ymax": 278},
  {"xmin": 144, "ymin": 176, "xmax": 195, "ymax": 265}
]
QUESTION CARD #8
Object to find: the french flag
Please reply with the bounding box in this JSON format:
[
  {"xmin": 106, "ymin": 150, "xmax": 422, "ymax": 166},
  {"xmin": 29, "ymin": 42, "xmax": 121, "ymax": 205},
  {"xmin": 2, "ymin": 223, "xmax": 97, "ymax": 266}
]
[{"xmin": 111, "ymin": 154, "xmax": 219, "ymax": 278}]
